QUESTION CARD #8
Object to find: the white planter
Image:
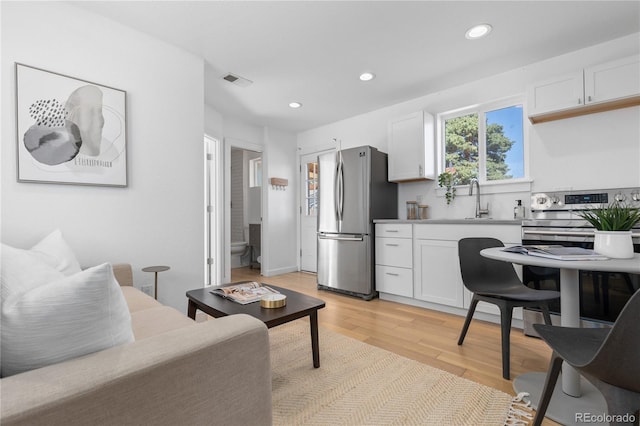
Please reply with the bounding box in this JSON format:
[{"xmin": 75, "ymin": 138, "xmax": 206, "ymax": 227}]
[{"xmin": 593, "ymin": 230, "xmax": 634, "ymax": 259}]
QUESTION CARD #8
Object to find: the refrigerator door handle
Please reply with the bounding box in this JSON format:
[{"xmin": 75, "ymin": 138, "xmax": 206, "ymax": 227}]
[
  {"xmin": 336, "ymin": 156, "xmax": 344, "ymax": 223},
  {"xmin": 318, "ymin": 234, "xmax": 363, "ymax": 242}
]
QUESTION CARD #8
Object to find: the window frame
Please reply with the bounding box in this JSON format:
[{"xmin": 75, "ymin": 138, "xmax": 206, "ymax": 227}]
[
  {"xmin": 249, "ymin": 157, "xmax": 262, "ymax": 188},
  {"xmin": 436, "ymin": 95, "xmax": 530, "ymax": 193}
]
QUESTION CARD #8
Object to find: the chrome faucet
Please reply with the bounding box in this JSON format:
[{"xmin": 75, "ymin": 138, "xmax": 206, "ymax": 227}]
[{"xmin": 469, "ymin": 178, "xmax": 490, "ymax": 218}]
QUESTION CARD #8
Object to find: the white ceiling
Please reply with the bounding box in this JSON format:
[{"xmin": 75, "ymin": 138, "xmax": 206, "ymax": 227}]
[{"xmin": 73, "ymin": 1, "xmax": 640, "ymax": 133}]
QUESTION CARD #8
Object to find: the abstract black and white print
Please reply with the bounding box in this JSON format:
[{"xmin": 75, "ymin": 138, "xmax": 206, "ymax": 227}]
[{"xmin": 16, "ymin": 64, "xmax": 127, "ymax": 186}]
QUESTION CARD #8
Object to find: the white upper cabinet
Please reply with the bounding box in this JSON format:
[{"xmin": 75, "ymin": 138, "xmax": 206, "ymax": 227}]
[
  {"xmin": 584, "ymin": 56, "xmax": 640, "ymax": 105},
  {"xmin": 387, "ymin": 111, "xmax": 435, "ymax": 182},
  {"xmin": 527, "ymin": 71, "xmax": 584, "ymax": 116},
  {"xmin": 528, "ymin": 55, "xmax": 640, "ymax": 124}
]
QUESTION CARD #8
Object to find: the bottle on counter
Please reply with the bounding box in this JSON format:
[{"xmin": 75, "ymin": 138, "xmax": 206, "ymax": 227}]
[{"xmin": 514, "ymin": 199, "xmax": 525, "ymax": 219}]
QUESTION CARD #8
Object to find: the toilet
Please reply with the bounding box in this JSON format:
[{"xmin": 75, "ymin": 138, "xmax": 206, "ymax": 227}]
[
  {"xmin": 230, "ymin": 241, "xmax": 248, "ymax": 268},
  {"xmin": 230, "ymin": 241, "xmax": 247, "ymax": 255}
]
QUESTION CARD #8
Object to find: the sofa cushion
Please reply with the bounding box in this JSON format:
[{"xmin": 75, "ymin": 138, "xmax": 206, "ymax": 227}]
[
  {"xmin": 130, "ymin": 305, "xmax": 195, "ymax": 340},
  {"xmin": 1, "ymin": 263, "xmax": 134, "ymax": 377}
]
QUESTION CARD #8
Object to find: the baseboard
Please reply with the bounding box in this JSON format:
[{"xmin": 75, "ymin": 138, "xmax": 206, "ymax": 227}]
[
  {"xmin": 261, "ymin": 265, "xmax": 298, "ymax": 277},
  {"xmin": 379, "ymin": 292, "xmax": 525, "ymax": 330}
]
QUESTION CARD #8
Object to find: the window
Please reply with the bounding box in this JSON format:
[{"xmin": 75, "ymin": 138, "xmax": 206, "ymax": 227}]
[
  {"xmin": 304, "ymin": 161, "xmax": 318, "ymax": 216},
  {"xmin": 249, "ymin": 158, "xmax": 262, "ymax": 187},
  {"xmin": 440, "ymin": 97, "xmax": 525, "ymax": 186}
]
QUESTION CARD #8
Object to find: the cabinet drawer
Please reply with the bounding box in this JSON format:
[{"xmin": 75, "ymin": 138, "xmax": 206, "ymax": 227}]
[
  {"xmin": 375, "ymin": 237, "xmax": 412, "ymax": 268},
  {"xmin": 376, "ymin": 223, "xmax": 412, "ymax": 239},
  {"xmin": 376, "ymin": 265, "xmax": 413, "ymax": 297}
]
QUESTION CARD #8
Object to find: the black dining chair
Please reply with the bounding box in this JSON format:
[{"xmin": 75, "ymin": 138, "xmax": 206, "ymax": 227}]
[
  {"xmin": 532, "ymin": 289, "xmax": 640, "ymax": 426},
  {"xmin": 457, "ymin": 237, "xmax": 560, "ymax": 380}
]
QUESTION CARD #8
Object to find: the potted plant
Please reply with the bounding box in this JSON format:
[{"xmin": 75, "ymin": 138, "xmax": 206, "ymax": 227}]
[
  {"xmin": 438, "ymin": 167, "xmax": 457, "ymax": 205},
  {"xmin": 576, "ymin": 202, "xmax": 640, "ymax": 259}
]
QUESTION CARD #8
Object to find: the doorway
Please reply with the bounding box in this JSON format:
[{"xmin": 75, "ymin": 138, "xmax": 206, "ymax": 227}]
[{"xmin": 224, "ymin": 138, "xmax": 263, "ymax": 283}]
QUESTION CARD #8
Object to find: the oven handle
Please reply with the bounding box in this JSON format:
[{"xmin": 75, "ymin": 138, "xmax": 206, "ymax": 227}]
[{"xmin": 523, "ymin": 229, "xmax": 640, "ymax": 238}]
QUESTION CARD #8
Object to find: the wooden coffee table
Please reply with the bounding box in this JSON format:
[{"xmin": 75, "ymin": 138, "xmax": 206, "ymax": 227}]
[{"xmin": 186, "ymin": 283, "xmax": 326, "ymax": 368}]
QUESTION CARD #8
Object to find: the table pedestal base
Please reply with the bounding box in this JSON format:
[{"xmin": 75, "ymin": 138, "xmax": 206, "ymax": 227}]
[{"xmin": 514, "ymin": 372, "xmax": 607, "ymax": 426}]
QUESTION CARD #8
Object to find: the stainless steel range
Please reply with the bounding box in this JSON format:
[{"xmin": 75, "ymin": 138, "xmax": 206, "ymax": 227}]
[{"xmin": 521, "ymin": 187, "xmax": 640, "ymax": 336}]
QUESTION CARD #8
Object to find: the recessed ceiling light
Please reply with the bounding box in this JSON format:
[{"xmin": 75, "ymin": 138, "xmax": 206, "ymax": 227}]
[
  {"xmin": 465, "ymin": 24, "xmax": 492, "ymax": 40},
  {"xmin": 359, "ymin": 72, "xmax": 375, "ymax": 81},
  {"xmin": 289, "ymin": 102, "xmax": 302, "ymax": 109}
]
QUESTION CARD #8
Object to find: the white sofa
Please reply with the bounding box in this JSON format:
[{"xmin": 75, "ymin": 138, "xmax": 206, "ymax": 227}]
[{"xmin": 0, "ymin": 264, "xmax": 273, "ymax": 426}]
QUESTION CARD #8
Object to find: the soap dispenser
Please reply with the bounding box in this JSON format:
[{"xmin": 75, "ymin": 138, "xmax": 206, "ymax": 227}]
[{"xmin": 514, "ymin": 200, "xmax": 525, "ymax": 220}]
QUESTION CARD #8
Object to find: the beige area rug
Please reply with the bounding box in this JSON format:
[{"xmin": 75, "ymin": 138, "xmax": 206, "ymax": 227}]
[{"xmin": 269, "ymin": 321, "xmax": 528, "ymax": 426}]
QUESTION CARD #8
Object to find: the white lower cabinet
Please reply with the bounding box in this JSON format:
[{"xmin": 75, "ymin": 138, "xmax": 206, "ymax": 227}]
[
  {"xmin": 376, "ymin": 222, "xmax": 523, "ymax": 322},
  {"xmin": 375, "ymin": 224, "xmax": 413, "ymax": 297},
  {"xmin": 413, "ymin": 223, "xmax": 522, "ymax": 319},
  {"xmin": 413, "ymin": 239, "xmax": 463, "ymax": 307}
]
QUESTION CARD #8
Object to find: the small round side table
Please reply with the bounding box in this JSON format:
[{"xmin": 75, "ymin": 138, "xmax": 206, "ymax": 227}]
[{"xmin": 142, "ymin": 265, "xmax": 170, "ymax": 300}]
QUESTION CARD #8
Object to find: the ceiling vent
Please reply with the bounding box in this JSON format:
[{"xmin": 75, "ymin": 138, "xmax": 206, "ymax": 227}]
[{"xmin": 222, "ymin": 73, "xmax": 253, "ymax": 87}]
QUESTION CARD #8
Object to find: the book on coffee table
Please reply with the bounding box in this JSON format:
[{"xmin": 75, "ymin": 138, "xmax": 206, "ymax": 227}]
[{"xmin": 210, "ymin": 281, "xmax": 280, "ymax": 304}]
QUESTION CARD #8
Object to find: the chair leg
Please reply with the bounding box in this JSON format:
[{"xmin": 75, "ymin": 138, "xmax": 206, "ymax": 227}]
[
  {"xmin": 458, "ymin": 296, "xmax": 479, "ymax": 346},
  {"xmin": 532, "ymin": 353, "xmax": 563, "ymax": 426},
  {"xmin": 499, "ymin": 304, "xmax": 513, "ymax": 380},
  {"xmin": 540, "ymin": 304, "xmax": 553, "ymax": 326}
]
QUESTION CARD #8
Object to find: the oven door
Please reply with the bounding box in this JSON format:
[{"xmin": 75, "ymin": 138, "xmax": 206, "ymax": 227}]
[{"xmin": 521, "ymin": 237, "xmax": 640, "ymax": 336}]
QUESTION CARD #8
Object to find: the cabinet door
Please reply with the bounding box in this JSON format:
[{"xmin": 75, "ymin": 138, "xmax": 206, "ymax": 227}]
[
  {"xmin": 413, "ymin": 239, "xmax": 463, "ymax": 307},
  {"xmin": 387, "ymin": 111, "xmax": 435, "ymax": 182},
  {"xmin": 527, "ymin": 71, "xmax": 584, "ymax": 116},
  {"xmin": 584, "ymin": 55, "xmax": 640, "ymax": 105}
]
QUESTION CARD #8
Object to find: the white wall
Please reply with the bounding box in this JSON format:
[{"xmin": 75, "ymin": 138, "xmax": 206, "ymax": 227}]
[
  {"xmin": 263, "ymin": 127, "xmax": 298, "ymax": 276},
  {"xmin": 1, "ymin": 2, "xmax": 205, "ymax": 312},
  {"xmin": 298, "ymin": 33, "xmax": 640, "ymax": 220}
]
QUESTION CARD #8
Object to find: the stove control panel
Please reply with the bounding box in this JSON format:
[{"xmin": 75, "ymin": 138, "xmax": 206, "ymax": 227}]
[
  {"xmin": 531, "ymin": 187, "xmax": 640, "ymax": 213},
  {"xmin": 565, "ymin": 193, "xmax": 608, "ymax": 205}
]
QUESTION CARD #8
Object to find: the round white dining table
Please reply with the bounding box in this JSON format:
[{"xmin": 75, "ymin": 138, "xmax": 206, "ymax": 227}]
[{"xmin": 481, "ymin": 247, "xmax": 640, "ymax": 425}]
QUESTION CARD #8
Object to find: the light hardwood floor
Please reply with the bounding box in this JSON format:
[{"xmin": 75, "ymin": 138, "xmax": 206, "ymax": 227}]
[{"xmin": 231, "ymin": 267, "xmax": 558, "ymax": 425}]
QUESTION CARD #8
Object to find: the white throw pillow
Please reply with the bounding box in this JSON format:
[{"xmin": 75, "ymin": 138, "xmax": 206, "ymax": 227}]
[
  {"xmin": 1, "ymin": 243, "xmax": 65, "ymax": 301},
  {"xmin": 30, "ymin": 229, "xmax": 82, "ymax": 276},
  {"xmin": 1, "ymin": 263, "xmax": 134, "ymax": 377}
]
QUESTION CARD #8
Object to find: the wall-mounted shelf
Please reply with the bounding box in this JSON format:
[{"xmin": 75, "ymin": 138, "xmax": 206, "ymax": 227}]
[{"xmin": 529, "ymin": 95, "xmax": 640, "ymax": 124}]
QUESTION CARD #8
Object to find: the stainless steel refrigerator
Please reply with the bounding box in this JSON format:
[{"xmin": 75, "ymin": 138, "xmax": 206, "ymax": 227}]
[{"xmin": 317, "ymin": 146, "xmax": 397, "ymax": 300}]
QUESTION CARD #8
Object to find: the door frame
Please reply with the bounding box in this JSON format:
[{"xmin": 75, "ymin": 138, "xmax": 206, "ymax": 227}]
[
  {"xmin": 224, "ymin": 137, "xmax": 264, "ymax": 283},
  {"xmin": 298, "ymin": 147, "xmax": 334, "ymax": 272},
  {"xmin": 204, "ymin": 135, "xmax": 222, "ymax": 286}
]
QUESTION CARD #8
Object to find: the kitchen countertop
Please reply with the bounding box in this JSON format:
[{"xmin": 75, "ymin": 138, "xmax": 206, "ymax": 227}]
[{"xmin": 374, "ymin": 218, "xmax": 522, "ymax": 225}]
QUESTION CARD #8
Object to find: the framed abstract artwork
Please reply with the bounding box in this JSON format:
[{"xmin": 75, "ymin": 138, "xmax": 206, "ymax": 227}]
[{"xmin": 15, "ymin": 63, "xmax": 127, "ymax": 187}]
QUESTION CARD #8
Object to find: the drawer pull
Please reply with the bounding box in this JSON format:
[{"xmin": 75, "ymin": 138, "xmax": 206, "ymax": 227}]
[
  {"xmin": 385, "ymin": 243, "xmax": 399, "ymax": 247},
  {"xmin": 385, "ymin": 229, "xmax": 399, "ymax": 233},
  {"xmin": 385, "ymin": 272, "xmax": 400, "ymax": 277}
]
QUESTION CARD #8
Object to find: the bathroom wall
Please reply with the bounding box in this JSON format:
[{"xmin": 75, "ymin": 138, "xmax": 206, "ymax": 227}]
[{"xmin": 230, "ymin": 148, "xmax": 244, "ymax": 243}]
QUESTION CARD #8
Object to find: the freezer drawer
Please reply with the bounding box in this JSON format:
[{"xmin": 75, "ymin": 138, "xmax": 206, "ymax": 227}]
[{"xmin": 317, "ymin": 234, "xmax": 372, "ymax": 297}]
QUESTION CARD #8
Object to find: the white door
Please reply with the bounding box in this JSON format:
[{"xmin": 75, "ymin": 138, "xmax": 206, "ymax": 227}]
[{"xmin": 300, "ymin": 153, "xmax": 319, "ymax": 272}]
